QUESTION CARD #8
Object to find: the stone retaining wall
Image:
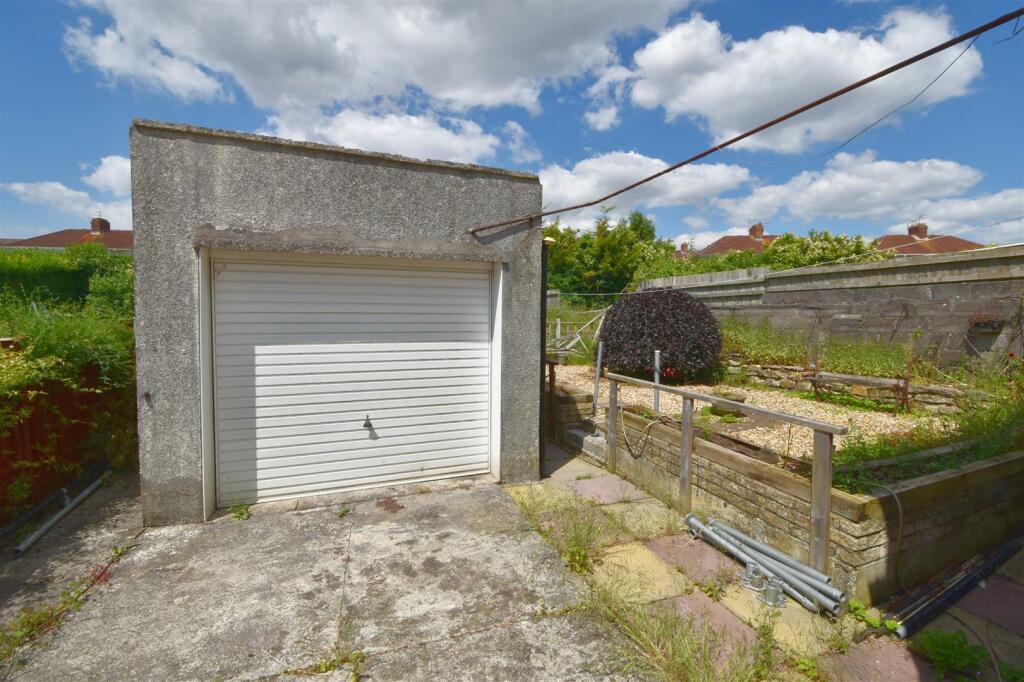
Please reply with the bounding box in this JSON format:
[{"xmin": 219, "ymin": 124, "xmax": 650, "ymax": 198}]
[
  {"xmin": 553, "ymin": 385, "xmax": 1024, "ymax": 604},
  {"xmin": 725, "ymin": 359, "xmax": 976, "ymax": 414}
]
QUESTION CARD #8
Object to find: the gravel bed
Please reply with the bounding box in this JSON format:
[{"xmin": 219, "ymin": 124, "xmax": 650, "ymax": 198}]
[{"xmin": 556, "ymin": 364, "xmax": 933, "ymax": 460}]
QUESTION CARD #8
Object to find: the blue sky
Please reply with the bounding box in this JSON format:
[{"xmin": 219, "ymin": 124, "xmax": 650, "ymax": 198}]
[{"xmin": 1, "ymin": 0, "xmax": 1022, "ymax": 247}]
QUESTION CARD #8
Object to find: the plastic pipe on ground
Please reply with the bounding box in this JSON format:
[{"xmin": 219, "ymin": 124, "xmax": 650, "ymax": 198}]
[
  {"xmin": 710, "ymin": 520, "xmax": 831, "ymax": 584},
  {"xmin": 685, "ymin": 514, "xmax": 822, "ymax": 613},
  {"xmin": 895, "ymin": 539, "xmax": 1023, "ymax": 639},
  {"xmin": 14, "ymin": 477, "xmax": 103, "ymax": 555}
]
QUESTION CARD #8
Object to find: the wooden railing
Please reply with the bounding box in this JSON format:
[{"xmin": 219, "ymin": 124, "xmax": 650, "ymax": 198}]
[{"xmin": 604, "ymin": 372, "xmax": 848, "ymax": 575}]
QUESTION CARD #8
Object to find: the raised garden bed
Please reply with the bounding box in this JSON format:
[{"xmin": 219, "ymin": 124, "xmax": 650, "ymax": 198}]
[{"xmin": 553, "ymin": 386, "xmax": 1024, "ymax": 605}]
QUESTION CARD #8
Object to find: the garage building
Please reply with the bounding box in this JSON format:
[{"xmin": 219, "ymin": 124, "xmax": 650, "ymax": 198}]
[{"xmin": 131, "ymin": 120, "xmax": 542, "ymax": 525}]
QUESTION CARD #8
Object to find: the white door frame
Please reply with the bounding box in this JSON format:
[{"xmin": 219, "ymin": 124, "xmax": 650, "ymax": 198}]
[{"xmin": 197, "ymin": 249, "xmax": 503, "ymax": 518}]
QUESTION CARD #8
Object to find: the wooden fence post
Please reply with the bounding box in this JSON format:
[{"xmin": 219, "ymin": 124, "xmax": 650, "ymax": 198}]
[
  {"xmin": 592, "ymin": 341, "xmax": 603, "ymax": 417},
  {"xmin": 679, "ymin": 396, "xmax": 693, "ymax": 514},
  {"xmin": 607, "ymin": 379, "xmax": 618, "ymax": 474},
  {"xmin": 809, "ymin": 429, "xmax": 834, "ymax": 574}
]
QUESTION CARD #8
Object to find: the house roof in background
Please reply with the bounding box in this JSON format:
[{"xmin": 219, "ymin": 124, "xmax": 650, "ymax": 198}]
[
  {"xmin": 699, "ymin": 234, "xmax": 778, "ymax": 255},
  {"xmin": 876, "ymin": 234, "xmax": 983, "ymax": 255},
  {"xmin": 9, "ymin": 228, "xmax": 133, "ymax": 250}
]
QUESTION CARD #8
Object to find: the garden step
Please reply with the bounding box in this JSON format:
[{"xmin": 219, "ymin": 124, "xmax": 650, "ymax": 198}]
[{"xmin": 564, "ymin": 426, "xmax": 607, "ymax": 463}]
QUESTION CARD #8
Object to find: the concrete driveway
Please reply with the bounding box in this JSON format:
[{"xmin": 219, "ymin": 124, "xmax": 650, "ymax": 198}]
[{"xmin": 2, "ymin": 477, "xmax": 622, "ymax": 680}]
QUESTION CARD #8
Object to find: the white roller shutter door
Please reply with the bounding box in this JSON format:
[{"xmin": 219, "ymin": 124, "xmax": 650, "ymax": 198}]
[{"xmin": 212, "ymin": 258, "xmax": 493, "ymax": 506}]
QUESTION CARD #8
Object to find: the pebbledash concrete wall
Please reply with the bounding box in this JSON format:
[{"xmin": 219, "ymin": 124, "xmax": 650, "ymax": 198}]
[
  {"xmin": 131, "ymin": 120, "xmax": 543, "ymax": 525},
  {"xmin": 554, "ymin": 387, "xmax": 1024, "ymax": 604},
  {"xmin": 639, "ymin": 247, "xmax": 1024, "ymax": 363}
]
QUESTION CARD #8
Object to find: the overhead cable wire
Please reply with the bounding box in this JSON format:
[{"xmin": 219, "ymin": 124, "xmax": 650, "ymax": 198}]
[
  {"xmin": 468, "ymin": 8, "xmax": 1024, "ymax": 236},
  {"xmin": 815, "ymin": 35, "xmax": 980, "ymax": 159}
]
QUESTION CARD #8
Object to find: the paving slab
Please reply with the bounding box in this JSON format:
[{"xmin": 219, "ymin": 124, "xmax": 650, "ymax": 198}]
[
  {"xmin": 719, "ymin": 583, "xmax": 837, "ymax": 656},
  {"xmin": 592, "ymin": 542, "xmax": 688, "ymax": 603},
  {"xmin": 820, "ymin": 637, "xmax": 937, "ymax": 682},
  {"xmin": 4, "ymin": 483, "xmax": 623, "ymax": 680},
  {"xmin": 953, "ymin": 575, "xmax": 1024, "ymax": 636},
  {"xmin": 645, "ymin": 532, "xmax": 742, "ymax": 584},
  {"xmin": 561, "ymin": 475, "xmax": 650, "ymax": 505},
  {"xmin": 544, "ymin": 455, "xmax": 606, "ymax": 483},
  {"xmin": 603, "ymin": 498, "xmax": 684, "ymax": 541},
  {"xmin": 504, "ymin": 480, "xmax": 581, "ymax": 513},
  {"xmin": 660, "ymin": 592, "xmax": 755, "ymax": 653},
  {"xmin": 996, "ymin": 547, "xmax": 1024, "ymax": 587}
]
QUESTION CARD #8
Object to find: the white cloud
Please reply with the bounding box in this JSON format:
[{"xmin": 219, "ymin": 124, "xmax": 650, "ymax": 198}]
[
  {"xmin": 66, "ymin": 0, "xmax": 688, "ymax": 113},
  {"xmin": 64, "ymin": 18, "xmax": 223, "ymax": 102},
  {"xmin": 540, "ymin": 150, "xmax": 750, "ymax": 227},
  {"xmin": 264, "ymin": 109, "xmax": 500, "ymax": 163},
  {"xmin": 3, "ymin": 181, "xmax": 132, "ymax": 229},
  {"xmin": 630, "ymin": 9, "xmax": 982, "ymax": 153},
  {"xmin": 888, "ymin": 189, "xmax": 1024, "ymax": 244},
  {"xmin": 503, "ymin": 121, "xmax": 541, "ymax": 164},
  {"xmin": 672, "ymin": 227, "xmax": 747, "ymax": 250},
  {"xmin": 584, "ymin": 106, "xmax": 620, "ymax": 131},
  {"xmin": 717, "ymin": 151, "xmax": 981, "ymax": 224},
  {"xmin": 82, "ymin": 155, "xmax": 131, "ymax": 197}
]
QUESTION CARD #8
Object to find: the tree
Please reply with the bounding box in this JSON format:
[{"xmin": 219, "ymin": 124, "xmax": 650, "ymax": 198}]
[{"xmin": 544, "ymin": 210, "xmax": 672, "ymax": 297}]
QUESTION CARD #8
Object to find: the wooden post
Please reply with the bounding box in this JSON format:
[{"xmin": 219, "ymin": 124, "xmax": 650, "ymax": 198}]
[
  {"xmin": 679, "ymin": 397, "xmax": 693, "ymax": 514},
  {"xmin": 592, "ymin": 341, "xmax": 604, "ymax": 417},
  {"xmin": 546, "ymin": 361, "xmax": 556, "ymax": 436},
  {"xmin": 653, "ymin": 349, "xmax": 661, "ymax": 413},
  {"xmin": 607, "ymin": 379, "xmax": 618, "ymax": 474},
  {"xmin": 555, "ymin": 317, "xmax": 561, "ymax": 340},
  {"xmin": 809, "ymin": 429, "xmax": 834, "ymax": 575}
]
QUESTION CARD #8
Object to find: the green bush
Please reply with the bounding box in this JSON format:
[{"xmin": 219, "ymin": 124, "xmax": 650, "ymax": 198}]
[
  {"xmin": 599, "ymin": 290, "xmax": 722, "ymax": 380},
  {"xmin": 0, "ymin": 244, "xmax": 132, "ymax": 303},
  {"xmin": 911, "ymin": 629, "xmax": 987, "ymax": 680}
]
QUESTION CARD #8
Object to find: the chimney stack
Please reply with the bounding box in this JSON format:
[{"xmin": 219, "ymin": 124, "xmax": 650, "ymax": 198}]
[
  {"xmin": 907, "ymin": 222, "xmax": 927, "ymax": 239},
  {"xmin": 748, "ymin": 222, "xmax": 764, "ymax": 239},
  {"xmin": 90, "ymin": 217, "xmax": 110, "ymax": 233}
]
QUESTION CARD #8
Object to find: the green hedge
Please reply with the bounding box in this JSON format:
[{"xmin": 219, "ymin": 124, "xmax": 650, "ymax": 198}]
[
  {"xmin": 0, "ymin": 245, "xmax": 136, "ymax": 522},
  {"xmin": 0, "ymin": 244, "xmax": 132, "ymax": 301}
]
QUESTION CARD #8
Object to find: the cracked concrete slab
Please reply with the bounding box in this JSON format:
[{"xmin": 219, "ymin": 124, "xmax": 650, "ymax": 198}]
[{"xmin": 4, "ymin": 482, "xmax": 622, "ymax": 680}]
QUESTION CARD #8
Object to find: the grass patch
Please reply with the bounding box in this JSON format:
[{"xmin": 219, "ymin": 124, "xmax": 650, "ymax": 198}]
[
  {"xmin": 230, "ymin": 504, "xmax": 252, "ymax": 521},
  {"xmin": 514, "ymin": 488, "xmax": 610, "ymax": 575},
  {"xmin": 833, "ymin": 400, "xmax": 1024, "ymax": 491},
  {"xmin": 1, "ymin": 540, "xmax": 137, "ymax": 667},
  {"xmin": 785, "ymin": 389, "xmax": 903, "ymax": 415},
  {"xmin": 586, "ymin": 579, "xmax": 758, "ymax": 682}
]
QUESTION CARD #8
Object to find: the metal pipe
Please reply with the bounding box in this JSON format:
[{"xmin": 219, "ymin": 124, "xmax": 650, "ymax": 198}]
[
  {"xmin": 742, "ymin": 544, "xmax": 845, "ymax": 604},
  {"xmin": 710, "ymin": 520, "xmax": 831, "ymax": 585},
  {"xmin": 653, "ymin": 349, "xmax": 661, "ymax": 413},
  {"xmin": 592, "ymin": 341, "xmax": 604, "ymax": 416},
  {"xmin": 741, "ymin": 546, "xmax": 842, "ymax": 613},
  {"xmin": 685, "ymin": 514, "xmax": 822, "ymax": 613},
  {"xmin": 14, "ymin": 477, "xmax": 103, "ymax": 555}
]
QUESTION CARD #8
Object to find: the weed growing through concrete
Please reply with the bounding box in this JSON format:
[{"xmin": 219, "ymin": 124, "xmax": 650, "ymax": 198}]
[
  {"xmin": 230, "ymin": 504, "xmax": 251, "ymax": 521},
  {"xmin": 0, "ymin": 538, "xmax": 139, "ymax": 668},
  {"xmin": 514, "ymin": 488, "xmax": 607, "ymax": 575},
  {"xmin": 575, "ymin": 473, "xmax": 595, "ymax": 481},
  {"xmin": 585, "ymin": 578, "xmax": 757, "ymax": 682},
  {"xmin": 694, "ymin": 567, "xmax": 736, "ymax": 602},
  {"xmin": 337, "ymin": 506, "xmax": 351, "ymax": 520},
  {"xmin": 752, "ymin": 605, "xmax": 781, "ymax": 681}
]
